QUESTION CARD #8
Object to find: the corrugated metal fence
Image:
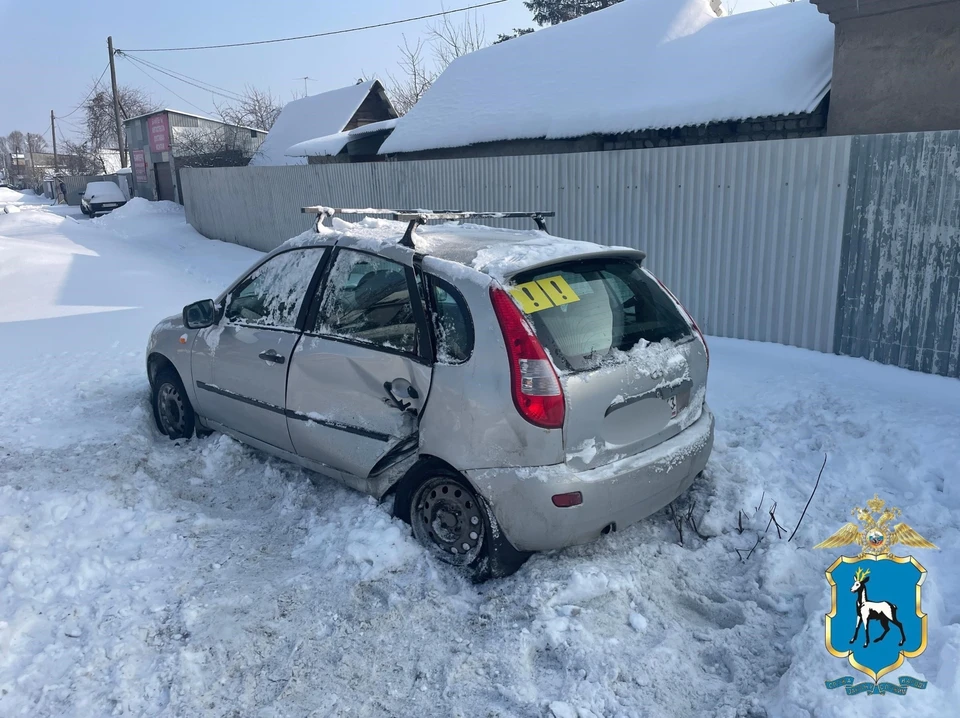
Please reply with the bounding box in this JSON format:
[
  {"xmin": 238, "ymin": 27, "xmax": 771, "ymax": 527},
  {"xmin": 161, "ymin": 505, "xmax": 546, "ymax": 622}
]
[
  {"xmin": 180, "ymin": 131, "xmax": 960, "ymax": 375},
  {"xmin": 836, "ymin": 131, "xmax": 960, "ymax": 377},
  {"xmin": 182, "ymin": 137, "xmax": 852, "ymax": 354}
]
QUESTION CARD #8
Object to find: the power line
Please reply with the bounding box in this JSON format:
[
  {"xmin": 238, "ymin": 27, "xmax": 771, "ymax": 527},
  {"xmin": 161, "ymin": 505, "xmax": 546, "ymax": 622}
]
[
  {"xmin": 120, "ymin": 55, "xmax": 215, "ymax": 116},
  {"xmin": 117, "ymin": 0, "xmax": 507, "ymax": 53},
  {"xmin": 58, "ymin": 62, "xmax": 111, "ymax": 119},
  {"xmin": 120, "ymin": 52, "xmax": 243, "ymax": 104},
  {"xmin": 121, "ymin": 52, "xmax": 244, "ymax": 101}
]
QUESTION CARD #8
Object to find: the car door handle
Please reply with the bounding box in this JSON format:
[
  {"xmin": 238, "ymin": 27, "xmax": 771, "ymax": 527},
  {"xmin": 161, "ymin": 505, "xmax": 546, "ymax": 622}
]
[{"xmin": 258, "ymin": 350, "xmax": 286, "ymax": 365}]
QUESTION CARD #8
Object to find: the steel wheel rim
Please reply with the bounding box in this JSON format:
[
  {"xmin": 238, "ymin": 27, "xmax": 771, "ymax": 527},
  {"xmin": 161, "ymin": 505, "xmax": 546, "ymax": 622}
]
[
  {"xmin": 411, "ymin": 477, "xmax": 485, "ymax": 566},
  {"xmin": 157, "ymin": 383, "xmax": 186, "ymax": 435}
]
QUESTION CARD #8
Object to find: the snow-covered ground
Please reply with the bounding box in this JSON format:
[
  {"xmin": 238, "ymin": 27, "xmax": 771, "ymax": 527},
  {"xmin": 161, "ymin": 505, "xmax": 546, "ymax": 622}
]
[{"xmin": 1, "ymin": 193, "xmax": 957, "ymax": 717}]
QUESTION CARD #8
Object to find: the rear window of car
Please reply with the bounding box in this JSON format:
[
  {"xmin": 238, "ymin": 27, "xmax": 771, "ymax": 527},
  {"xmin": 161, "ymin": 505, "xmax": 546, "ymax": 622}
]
[{"xmin": 511, "ymin": 258, "xmax": 692, "ymax": 371}]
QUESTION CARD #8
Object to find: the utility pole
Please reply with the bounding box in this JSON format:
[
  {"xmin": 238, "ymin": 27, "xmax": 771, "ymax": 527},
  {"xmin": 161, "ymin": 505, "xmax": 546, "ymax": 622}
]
[
  {"xmin": 107, "ymin": 36, "xmax": 127, "ymax": 168},
  {"xmin": 51, "ymin": 111, "xmax": 59, "ymax": 174}
]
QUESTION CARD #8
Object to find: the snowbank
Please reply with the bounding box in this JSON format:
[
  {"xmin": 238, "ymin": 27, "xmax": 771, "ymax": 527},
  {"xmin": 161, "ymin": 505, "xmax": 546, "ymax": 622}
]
[{"xmin": 380, "ymin": 0, "xmax": 833, "ymax": 154}]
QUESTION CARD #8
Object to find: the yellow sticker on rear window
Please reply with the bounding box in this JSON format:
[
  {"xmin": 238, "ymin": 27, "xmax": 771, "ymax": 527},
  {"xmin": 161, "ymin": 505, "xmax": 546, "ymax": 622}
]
[
  {"xmin": 509, "ymin": 282, "xmax": 553, "ymax": 313},
  {"xmin": 536, "ymin": 275, "xmax": 581, "ymax": 307}
]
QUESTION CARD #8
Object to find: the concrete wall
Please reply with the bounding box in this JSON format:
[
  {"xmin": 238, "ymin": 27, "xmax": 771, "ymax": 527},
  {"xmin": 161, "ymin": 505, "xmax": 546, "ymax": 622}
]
[{"xmin": 815, "ymin": 0, "xmax": 960, "ymax": 135}]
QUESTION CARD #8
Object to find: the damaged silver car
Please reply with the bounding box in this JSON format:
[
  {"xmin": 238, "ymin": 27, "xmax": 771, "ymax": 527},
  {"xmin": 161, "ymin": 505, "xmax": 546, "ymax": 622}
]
[{"xmin": 146, "ymin": 209, "xmax": 714, "ymax": 579}]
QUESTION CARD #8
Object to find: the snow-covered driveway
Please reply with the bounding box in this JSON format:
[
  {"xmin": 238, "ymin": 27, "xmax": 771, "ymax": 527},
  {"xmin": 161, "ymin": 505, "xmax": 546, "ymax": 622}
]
[{"xmin": 1, "ymin": 196, "xmax": 957, "ymax": 717}]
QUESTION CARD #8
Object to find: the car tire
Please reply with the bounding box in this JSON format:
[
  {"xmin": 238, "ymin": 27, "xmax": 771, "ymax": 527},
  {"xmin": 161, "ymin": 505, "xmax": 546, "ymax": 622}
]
[
  {"xmin": 401, "ymin": 464, "xmax": 530, "ymax": 582},
  {"xmin": 80, "ymin": 205, "xmax": 89, "ymax": 216},
  {"xmin": 152, "ymin": 367, "xmax": 196, "ymax": 440}
]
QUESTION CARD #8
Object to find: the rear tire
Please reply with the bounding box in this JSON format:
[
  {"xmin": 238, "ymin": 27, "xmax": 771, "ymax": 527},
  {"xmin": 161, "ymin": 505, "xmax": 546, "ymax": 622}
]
[
  {"xmin": 399, "ymin": 464, "xmax": 530, "ymax": 581},
  {"xmin": 152, "ymin": 368, "xmax": 196, "ymax": 440}
]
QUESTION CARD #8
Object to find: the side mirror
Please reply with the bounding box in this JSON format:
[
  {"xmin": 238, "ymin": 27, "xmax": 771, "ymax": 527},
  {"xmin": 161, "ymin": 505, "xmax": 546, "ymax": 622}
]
[{"xmin": 183, "ymin": 299, "xmax": 217, "ymax": 329}]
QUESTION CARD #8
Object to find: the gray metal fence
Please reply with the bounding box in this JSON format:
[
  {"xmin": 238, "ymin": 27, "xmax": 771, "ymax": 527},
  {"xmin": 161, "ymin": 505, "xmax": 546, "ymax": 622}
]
[
  {"xmin": 179, "ymin": 131, "xmax": 960, "ymax": 375},
  {"xmin": 182, "ymin": 137, "xmax": 852, "ymax": 354},
  {"xmin": 836, "ymin": 131, "xmax": 960, "ymax": 377}
]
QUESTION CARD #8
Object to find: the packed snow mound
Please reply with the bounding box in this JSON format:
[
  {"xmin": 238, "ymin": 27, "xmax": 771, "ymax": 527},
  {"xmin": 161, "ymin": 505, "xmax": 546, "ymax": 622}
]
[
  {"xmin": 380, "ymin": 0, "xmax": 834, "ymax": 154},
  {"xmin": 96, "ymin": 197, "xmax": 183, "ymax": 221},
  {"xmin": 3, "ymin": 204, "xmax": 20, "ymax": 213}
]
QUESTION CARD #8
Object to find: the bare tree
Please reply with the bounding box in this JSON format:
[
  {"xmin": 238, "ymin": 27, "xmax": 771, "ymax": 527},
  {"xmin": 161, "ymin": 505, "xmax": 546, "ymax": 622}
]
[
  {"xmin": 216, "ymin": 86, "xmax": 283, "ymax": 131},
  {"xmin": 171, "ymin": 125, "xmax": 252, "ymax": 168},
  {"xmin": 386, "ymin": 37, "xmax": 438, "ymax": 116},
  {"xmin": 83, "ymin": 85, "xmax": 156, "ymax": 152},
  {"xmin": 60, "ymin": 140, "xmax": 99, "ymax": 176},
  {"xmin": 385, "ymin": 10, "xmax": 487, "ymax": 115},
  {"xmin": 428, "ymin": 8, "xmax": 486, "ymax": 67},
  {"xmin": 6, "ymin": 131, "xmax": 25, "ymax": 154},
  {"xmin": 26, "ymin": 133, "xmax": 47, "ymax": 155}
]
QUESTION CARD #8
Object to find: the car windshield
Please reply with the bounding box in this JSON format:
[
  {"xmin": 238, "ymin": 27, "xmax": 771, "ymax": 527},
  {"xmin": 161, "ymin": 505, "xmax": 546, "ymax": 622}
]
[{"xmin": 511, "ymin": 258, "xmax": 692, "ymax": 371}]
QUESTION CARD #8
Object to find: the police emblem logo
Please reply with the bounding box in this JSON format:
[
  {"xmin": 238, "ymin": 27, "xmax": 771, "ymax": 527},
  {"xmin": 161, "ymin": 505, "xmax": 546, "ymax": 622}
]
[{"xmin": 815, "ymin": 494, "xmax": 937, "ymax": 696}]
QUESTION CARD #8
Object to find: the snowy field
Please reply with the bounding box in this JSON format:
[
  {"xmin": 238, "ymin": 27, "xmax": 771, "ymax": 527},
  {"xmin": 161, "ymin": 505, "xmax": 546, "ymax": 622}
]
[{"xmin": 1, "ymin": 191, "xmax": 957, "ymax": 717}]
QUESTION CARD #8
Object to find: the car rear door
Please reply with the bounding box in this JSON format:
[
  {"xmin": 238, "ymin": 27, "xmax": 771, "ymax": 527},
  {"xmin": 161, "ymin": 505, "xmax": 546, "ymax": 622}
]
[
  {"xmin": 506, "ymin": 255, "xmax": 709, "ymax": 471},
  {"xmin": 191, "ymin": 247, "xmax": 329, "ymax": 451},
  {"xmin": 285, "ymin": 247, "xmax": 432, "ymax": 480}
]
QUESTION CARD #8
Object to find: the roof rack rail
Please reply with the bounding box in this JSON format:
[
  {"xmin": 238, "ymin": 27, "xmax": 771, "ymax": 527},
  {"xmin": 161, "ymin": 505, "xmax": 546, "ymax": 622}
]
[{"xmin": 300, "ymin": 207, "xmax": 556, "ymax": 248}]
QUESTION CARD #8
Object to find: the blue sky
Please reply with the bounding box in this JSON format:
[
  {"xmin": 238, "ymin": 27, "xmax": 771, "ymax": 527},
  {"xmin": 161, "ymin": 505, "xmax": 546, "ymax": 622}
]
[{"xmin": 0, "ymin": 0, "xmax": 773, "ymax": 143}]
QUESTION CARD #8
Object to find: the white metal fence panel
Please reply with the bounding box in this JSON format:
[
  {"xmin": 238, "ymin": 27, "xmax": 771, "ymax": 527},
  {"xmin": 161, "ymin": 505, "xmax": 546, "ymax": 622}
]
[{"xmin": 182, "ymin": 137, "xmax": 851, "ymax": 353}]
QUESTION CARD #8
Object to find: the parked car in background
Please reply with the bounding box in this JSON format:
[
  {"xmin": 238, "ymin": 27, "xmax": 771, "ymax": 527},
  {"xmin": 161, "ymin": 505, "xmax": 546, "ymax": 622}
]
[
  {"xmin": 80, "ymin": 181, "xmax": 126, "ymax": 217},
  {"xmin": 145, "ymin": 209, "xmax": 714, "ymax": 579}
]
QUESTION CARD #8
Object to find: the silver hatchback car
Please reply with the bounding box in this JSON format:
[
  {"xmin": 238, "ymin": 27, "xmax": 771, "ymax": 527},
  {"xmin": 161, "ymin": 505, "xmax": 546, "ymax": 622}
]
[{"xmin": 147, "ymin": 209, "xmax": 714, "ymax": 579}]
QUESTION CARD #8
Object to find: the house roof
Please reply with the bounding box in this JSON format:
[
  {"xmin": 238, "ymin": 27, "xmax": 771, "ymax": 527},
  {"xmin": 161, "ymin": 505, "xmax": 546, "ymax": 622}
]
[
  {"xmin": 250, "ymin": 80, "xmax": 388, "ymax": 166},
  {"xmin": 379, "ymin": 0, "xmax": 834, "ymax": 155},
  {"xmin": 285, "ymin": 118, "xmax": 399, "ymax": 158},
  {"xmin": 123, "ymin": 108, "xmax": 267, "ymax": 133}
]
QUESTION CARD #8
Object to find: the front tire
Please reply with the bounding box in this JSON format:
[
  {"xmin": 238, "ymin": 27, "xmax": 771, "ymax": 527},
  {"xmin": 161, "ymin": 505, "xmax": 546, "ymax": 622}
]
[{"xmin": 152, "ymin": 368, "xmax": 196, "ymax": 439}]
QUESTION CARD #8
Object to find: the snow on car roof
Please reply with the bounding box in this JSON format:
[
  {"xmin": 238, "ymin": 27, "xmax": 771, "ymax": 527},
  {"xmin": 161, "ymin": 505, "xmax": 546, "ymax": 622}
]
[
  {"xmin": 379, "ymin": 0, "xmax": 833, "ymax": 155},
  {"xmin": 83, "ymin": 181, "xmax": 125, "ymax": 200},
  {"xmin": 282, "ymin": 217, "xmax": 637, "ymax": 283}
]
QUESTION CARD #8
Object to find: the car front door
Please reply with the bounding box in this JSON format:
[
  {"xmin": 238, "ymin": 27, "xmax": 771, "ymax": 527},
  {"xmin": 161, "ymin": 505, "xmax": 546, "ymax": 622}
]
[
  {"xmin": 285, "ymin": 248, "xmax": 432, "ymax": 480},
  {"xmin": 192, "ymin": 247, "xmax": 329, "ymax": 451}
]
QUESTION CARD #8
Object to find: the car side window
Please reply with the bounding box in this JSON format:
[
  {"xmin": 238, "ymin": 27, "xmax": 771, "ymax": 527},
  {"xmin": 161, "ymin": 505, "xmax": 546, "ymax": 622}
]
[
  {"xmin": 224, "ymin": 248, "xmax": 326, "ymax": 329},
  {"xmin": 315, "ymin": 250, "xmax": 418, "ymax": 354},
  {"xmin": 429, "ymin": 276, "xmax": 473, "ymax": 364}
]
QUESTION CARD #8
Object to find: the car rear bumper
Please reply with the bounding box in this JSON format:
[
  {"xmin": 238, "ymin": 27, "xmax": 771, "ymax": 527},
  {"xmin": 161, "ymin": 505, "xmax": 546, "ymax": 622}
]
[{"xmin": 466, "ymin": 405, "xmax": 714, "ymax": 552}]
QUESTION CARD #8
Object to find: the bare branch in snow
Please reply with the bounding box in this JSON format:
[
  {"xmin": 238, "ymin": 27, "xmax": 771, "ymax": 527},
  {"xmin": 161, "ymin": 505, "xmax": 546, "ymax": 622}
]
[{"xmin": 788, "ymin": 453, "xmax": 828, "ymax": 543}]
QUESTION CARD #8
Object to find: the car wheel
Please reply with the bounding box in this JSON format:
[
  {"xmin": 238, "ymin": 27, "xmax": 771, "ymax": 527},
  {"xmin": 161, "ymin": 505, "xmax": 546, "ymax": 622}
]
[
  {"xmin": 152, "ymin": 368, "xmax": 196, "ymax": 440},
  {"xmin": 411, "ymin": 471, "xmax": 488, "ymax": 569},
  {"xmin": 80, "ymin": 205, "xmax": 88, "ymax": 216}
]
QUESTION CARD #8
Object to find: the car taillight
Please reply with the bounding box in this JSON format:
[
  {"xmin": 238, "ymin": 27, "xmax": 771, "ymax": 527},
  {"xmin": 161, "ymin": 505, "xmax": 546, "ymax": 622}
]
[
  {"xmin": 489, "ymin": 286, "xmax": 565, "ymax": 429},
  {"xmin": 654, "ymin": 276, "xmax": 709, "ymax": 367}
]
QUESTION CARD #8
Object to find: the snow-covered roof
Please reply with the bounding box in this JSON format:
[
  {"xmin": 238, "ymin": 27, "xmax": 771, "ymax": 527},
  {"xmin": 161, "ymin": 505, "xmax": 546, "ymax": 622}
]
[
  {"xmin": 379, "ymin": 0, "xmax": 834, "ymax": 155},
  {"xmin": 251, "ymin": 80, "xmax": 386, "ymax": 166},
  {"xmin": 285, "ymin": 118, "xmax": 399, "ymax": 158}
]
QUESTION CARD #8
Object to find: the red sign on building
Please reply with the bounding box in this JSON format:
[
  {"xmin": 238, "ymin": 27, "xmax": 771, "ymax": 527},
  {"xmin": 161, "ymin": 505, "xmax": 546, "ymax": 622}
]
[
  {"xmin": 147, "ymin": 114, "xmax": 170, "ymax": 153},
  {"xmin": 132, "ymin": 150, "xmax": 148, "ymax": 183}
]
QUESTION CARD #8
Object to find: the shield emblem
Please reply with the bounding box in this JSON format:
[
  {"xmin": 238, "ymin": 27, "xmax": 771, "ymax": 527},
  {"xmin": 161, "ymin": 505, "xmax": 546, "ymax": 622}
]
[{"xmin": 825, "ymin": 554, "xmax": 927, "ymax": 682}]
